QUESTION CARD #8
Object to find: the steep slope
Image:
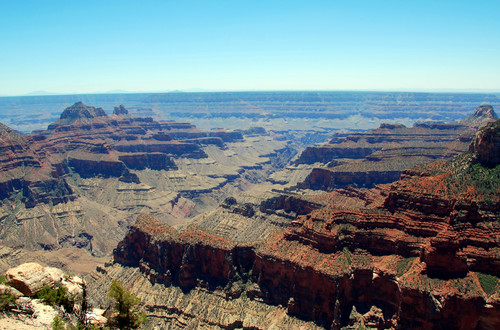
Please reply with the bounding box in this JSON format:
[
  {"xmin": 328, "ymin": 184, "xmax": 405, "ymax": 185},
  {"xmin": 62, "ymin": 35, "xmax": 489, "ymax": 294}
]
[
  {"xmin": 0, "ymin": 103, "xmax": 293, "ymax": 262},
  {"xmin": 89, "ymin": 120, "xmax": 500, "ymax": 329},
  {"xmin": 296, "ymin": 105, "xmax": 498, "ymax": 190}
]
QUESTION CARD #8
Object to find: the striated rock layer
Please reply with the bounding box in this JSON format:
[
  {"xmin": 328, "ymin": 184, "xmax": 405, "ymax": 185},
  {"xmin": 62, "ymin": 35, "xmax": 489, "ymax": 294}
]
[
  {"xmin": 91, "ymin": 121, "xmax": 500, "ymax": 329},
  {"xmin": 0, "ymin": 102, "xmax": 292, "ymax": 259},
  {"xmin": 296, "ymin": 105, "xmax": 498, "ymax": 190}
]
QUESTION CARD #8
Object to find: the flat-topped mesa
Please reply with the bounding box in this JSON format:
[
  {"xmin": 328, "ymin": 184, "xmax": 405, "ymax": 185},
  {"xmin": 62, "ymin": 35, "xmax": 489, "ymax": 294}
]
[
  {"xmin": 113, "ymin": 104, "xmax": 129, "ymax": 116},
  {"xmin": 470, "ymin": 119, "xmax": 500, "ymax": 167},
  {"xmin": 378, "ymin": 123, "xmax": 407, "ymax": 130},
  {"xmin": 113, "ymin": 214, "xmax": 236, "ymax": 288}
]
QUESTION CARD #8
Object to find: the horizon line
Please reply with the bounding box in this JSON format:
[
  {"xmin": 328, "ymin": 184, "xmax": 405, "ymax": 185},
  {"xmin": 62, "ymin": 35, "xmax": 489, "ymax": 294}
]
[{"xmin": 2, "ymin": 88, "xmax": 500, "ymax": 98}]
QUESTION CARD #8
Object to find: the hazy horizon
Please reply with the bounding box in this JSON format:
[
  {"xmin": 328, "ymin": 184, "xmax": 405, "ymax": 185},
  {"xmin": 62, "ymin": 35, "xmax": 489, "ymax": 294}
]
[
  {"xmin": 1, "ymin": 1, "xmax": 499, "ymax": 96},
  {"xmin": 3, "ymin": 88, "xmax": 500, "ymax": 98}
]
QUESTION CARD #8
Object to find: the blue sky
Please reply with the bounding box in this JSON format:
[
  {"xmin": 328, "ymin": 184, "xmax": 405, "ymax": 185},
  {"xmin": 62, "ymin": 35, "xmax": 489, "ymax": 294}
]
[{"xmin": 1, "ymin": 0, "xmax": 499, "ymax": 96}]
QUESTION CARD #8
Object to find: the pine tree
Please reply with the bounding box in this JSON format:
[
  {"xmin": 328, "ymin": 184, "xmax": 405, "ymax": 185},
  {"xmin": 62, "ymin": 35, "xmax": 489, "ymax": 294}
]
[{"xmin": 107, "ymin": 280, "xmax": 146, "ymax": 329}]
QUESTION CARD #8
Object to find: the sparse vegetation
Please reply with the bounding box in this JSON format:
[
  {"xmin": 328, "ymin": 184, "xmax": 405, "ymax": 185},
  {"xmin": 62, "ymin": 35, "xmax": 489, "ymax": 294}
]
[
  {"xmin": 397, "ymin": 257, "xmax": 416, "ymax": 277},
  {"xmin": 223, "ymin": 196, "xmax": 237, "ymax": 207},
  {"xmin": 478, "ymin": 272, "xmax": 499, "ymax": 296},
  {"xmin": 107, "ymin": 280, "xmax": 146, "ymax": 329},
  {"xmin": 343, "ymin": 247, "xmax": 352, "ymax": 265},
  {"xmin": 37, "ymin": 284, "xmax": 75, "ymax": 312},
  {"xmin": 0, "ymin": 290, "xmax": 17, "ymax": 310},
  {"xmin": 411, "ymin": 152, "xmax": 500, "ymax": 204},
  {"xmin": 52, "ymin": 316, "xmax": 66, "ymax": 330},
  {"xmin": 0, "ymin": 274, "xmax": 14, "ymax": 310}
]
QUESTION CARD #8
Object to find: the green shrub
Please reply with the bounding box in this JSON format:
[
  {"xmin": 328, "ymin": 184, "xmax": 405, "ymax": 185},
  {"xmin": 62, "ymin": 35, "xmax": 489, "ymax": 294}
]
[
  {"xmin": 478, "ymin": 272, "xmax": 499, "ymax": 296},
  {"xmin": 107, "ymin": 280, "xmax": 146, "ymax": 329},
  {"xmin": 0, "ymin": 290, "xmax": 17, "ymax": 310},
  {"xmin": 397, "ymin": 257, "xmax": 416, "ymax": 277},
  {"xmin": 343, "ymin": 247, "xmax": 352, "ymax": 265},
  {"xmin": 52, "ymin": 316, "xmax": 66, "ymax": 330},
  {"xmin": 37, "ymin": 284, "xmax": 75, "ymax": 312}
]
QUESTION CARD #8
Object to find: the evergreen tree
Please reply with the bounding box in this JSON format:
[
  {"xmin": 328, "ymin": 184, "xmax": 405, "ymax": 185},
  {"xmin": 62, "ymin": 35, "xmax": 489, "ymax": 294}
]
[{"xmin": 107, "ymin": 280, "xmax": 146, "ymax": 329}]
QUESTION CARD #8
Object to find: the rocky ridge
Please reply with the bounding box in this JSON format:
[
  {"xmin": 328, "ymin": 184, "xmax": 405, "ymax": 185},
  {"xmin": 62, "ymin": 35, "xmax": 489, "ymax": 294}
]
[
  {"xmin": 296, "ymin": 105, "xmax": 498, "ymax": 190},
  {"xmin": 0, "ymin": 103, "xmax": 292, "ymax": 260},
  {"xmin": 89, "ymin": 120, "xmax": 500, "ymax": 329}
]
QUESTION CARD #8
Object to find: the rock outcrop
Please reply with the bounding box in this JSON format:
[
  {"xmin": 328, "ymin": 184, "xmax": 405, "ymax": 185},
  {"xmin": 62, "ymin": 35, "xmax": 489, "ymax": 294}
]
[
  {"xmin": 0, "ymin": 102, "xmax": 293, "ymax": 259},
  {"xmin": 298, "ymin": 167, "xmax": 401, "ymax": 190},
  {"xmin": 58, "ymin": 101, "xmax": 107, "ymax": 123},
  {"xmin": 113, "ymin": 104, "xmax": 129, "ymax": 115},
  {"xmin": 95, "ymin": 124, "xmax": 500, "ymax": 328},
  {"xmin": 470, "ymin": 120, "xmax": 500, "ymax": 167},
  {"xmin": 5, "ymin": 262, "xmax": 82, "ymax": 297},
  {"xmin": 296, "ymin": 105, "xmax": 498, "ymax": 190},
  {"xmin": 461, "ymin": 104, "xmax": 498, "ymax": 128},
  {"xmin": 0, "ymin": 262, "xmax": 108, "ymax": 329}
]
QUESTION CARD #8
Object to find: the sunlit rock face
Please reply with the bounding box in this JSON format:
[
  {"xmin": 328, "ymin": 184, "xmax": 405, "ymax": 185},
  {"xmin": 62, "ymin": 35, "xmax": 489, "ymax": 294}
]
[
  {"xmin": 95, "ymin": 124, "xmax": 500, "ymax": 328},
  {"xmin": 470, "ymin": 119, "xmax": 500, "ymax": 167},
  {"xmin": 0, "ymin": 102, "xmax": 290, "ymax": 257},
  {"xmin": 296, "ymin": 105, "xmax": 498, "ymax": 190}
]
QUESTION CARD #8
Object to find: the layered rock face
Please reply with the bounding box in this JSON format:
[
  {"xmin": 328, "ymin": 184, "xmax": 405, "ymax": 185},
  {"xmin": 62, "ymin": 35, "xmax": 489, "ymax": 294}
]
[
  {"xmin": 470, "ymin": 120, "xmax": 500, "ymax": 167},
  {"xmin": 0, "ymin": 102, "xmax": 291, "ymax": 259},
  {"xmin": 5, "ymin": 262, "xmax": 82, "ymax": 297},
  {"xmin": 57, "ymin": 101, "xmax": 107, "ymax": 122},
  {"xmin": 0, "ymin": 122, "xmax": 75, "ymax": 206},
  {"xmin": 296, "ymin": 105, "xmax": 498, "ymax": 190},
  {"xmin": 93, "ymin": 123, "xmax": 500, "ymax": 329}
]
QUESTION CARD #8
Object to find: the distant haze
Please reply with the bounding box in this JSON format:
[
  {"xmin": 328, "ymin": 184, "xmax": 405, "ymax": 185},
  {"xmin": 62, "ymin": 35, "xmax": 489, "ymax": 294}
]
[
  {"xmin": 1, "ymin": 91, "xmax": 499, "ymax": 134},
  {"xmin": 1, "ymin": 1, "xmax": 499, "ymax": 96}
]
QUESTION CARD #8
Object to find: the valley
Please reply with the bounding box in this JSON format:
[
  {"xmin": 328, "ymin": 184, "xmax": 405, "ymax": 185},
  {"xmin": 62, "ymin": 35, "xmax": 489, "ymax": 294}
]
[{"xmin": 0, "ymin": 92, "xmax": 499, "ymax": 329}]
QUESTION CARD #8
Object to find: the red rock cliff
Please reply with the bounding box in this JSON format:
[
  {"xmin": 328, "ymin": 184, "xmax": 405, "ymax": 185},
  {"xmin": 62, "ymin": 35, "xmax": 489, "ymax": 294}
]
[{"xmin": 112, "ymin": 122, "xmax": 500, "ymax": 328}]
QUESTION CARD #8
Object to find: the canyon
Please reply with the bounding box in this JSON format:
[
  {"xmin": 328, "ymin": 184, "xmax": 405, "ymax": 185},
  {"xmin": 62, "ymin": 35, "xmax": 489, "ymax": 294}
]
[
  {"xmin": 0, "ymin": 96, "xmax": 499, "ymax": 329},
  {"xmin": 296, "ymin": 104, "xmax": 498, "ymax": 190},
  {"xmin": 0, "ymin": 102, "xmax": 295, "ymax": 261},
  {"xmin": 86, "ymin": 115, "xmax": 500, "ymax": 329},
  {"xmin": 2, "ymin": 92, "xmax": 500, "ymax": 134}
]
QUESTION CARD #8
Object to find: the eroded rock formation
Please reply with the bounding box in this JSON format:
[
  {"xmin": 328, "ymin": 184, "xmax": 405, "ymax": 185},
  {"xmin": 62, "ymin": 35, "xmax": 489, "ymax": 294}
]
[
  {"xmin": 470, "ymin": 120, "xmax": 500, "ymax": 167},
  {"xmin": 296, "ymin": 105, "xmax": 498, "ymax": 190},
  {"xmin": 0, "ymin": 102, "xmax": 291, "ymax": 259},
  {"xmin": 91, "ymin": 121, "xmax": 500, "ymax": 329}
]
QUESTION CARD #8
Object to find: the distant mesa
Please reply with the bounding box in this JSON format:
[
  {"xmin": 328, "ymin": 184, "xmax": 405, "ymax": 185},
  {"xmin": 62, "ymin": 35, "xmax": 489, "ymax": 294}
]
[
  {"xmin": 379, "ymin": 123, "xmax": 407, "ymax": 129},
  {"xmin": 113, "ymin": 104, "xmax": 129, "ymax": 116},
  {"xmin": 59, "ymin": 102, "xmax": 107, "ymax": 121},
  {"xmin": 239, "ymin": 126, "xmax": 267, "ymax": 136}
]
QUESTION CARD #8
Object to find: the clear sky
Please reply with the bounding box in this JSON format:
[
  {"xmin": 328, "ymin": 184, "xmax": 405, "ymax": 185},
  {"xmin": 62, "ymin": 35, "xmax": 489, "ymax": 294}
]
[{"xmin": 1, "ymin": 0, "xmax": 499, "ymax": 96}]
